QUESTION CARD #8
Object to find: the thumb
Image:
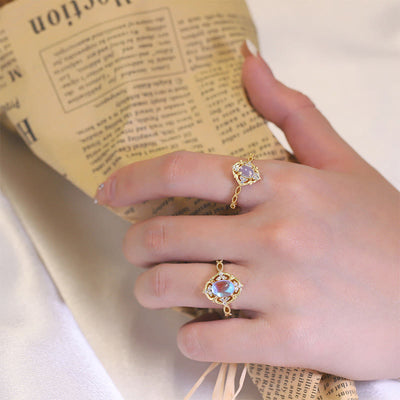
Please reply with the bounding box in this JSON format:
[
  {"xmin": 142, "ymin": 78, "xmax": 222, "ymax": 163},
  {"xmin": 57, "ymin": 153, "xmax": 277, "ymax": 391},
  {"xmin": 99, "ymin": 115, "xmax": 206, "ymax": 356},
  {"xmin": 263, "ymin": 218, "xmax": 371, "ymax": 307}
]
[{"xmin": 241, "ymin": 40, "xmax": 368, "ymax": 172}]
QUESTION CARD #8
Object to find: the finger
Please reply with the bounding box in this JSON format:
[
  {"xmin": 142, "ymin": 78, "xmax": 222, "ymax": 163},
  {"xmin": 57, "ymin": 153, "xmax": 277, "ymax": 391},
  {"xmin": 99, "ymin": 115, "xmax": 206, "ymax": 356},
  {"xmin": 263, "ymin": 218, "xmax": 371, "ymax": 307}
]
[
  {"xmin": 123, "ymin": 214, "xmax": 254, "ymax": 267},
  {"xmin": 133, "ymin": 262, "xmax": 260, "ymax": 311},
  {"xmin": 95, "ymin": 150, "xmax": 271, "ymax": 208},
  {"xmin": 177, "ymin": 317, "xmax": 295, "ymax": 367},
  {"xmin": 241, "ymin": 40, "xmax": 370, "ymax": 173}
]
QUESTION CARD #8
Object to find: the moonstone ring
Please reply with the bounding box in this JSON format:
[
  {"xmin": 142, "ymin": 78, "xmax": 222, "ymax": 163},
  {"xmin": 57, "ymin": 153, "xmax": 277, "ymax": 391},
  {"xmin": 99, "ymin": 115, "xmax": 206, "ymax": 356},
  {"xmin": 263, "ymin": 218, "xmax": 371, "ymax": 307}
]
[
  {"xmin": 230, "ymin": 153, "xmax": 261, "ymax": 209},
  {"xmin": 203, "ymin": 260, "xmax": 243, "ymax": 317}
]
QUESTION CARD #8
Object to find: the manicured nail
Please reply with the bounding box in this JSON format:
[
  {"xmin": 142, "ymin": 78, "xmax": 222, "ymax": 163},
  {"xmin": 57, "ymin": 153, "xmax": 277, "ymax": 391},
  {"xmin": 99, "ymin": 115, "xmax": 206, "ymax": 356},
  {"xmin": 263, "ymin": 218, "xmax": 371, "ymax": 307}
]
[
  {"xmin": 94, "ymin": 183, "xmax": 104, "ymax": 204},
  {"xmin": 94, "ymin": 179, "xmax": 114, "ymax": 205},
  {"xmin": 244, "ymin": 39, "xmax": 258, "ymax": 57}
]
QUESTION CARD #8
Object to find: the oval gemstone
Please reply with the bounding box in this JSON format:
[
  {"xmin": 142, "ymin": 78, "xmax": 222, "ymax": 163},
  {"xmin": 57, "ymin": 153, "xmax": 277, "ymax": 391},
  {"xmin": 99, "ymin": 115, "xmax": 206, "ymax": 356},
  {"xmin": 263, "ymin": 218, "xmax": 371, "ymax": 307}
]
[
  {"xmin": 212, "ymin": 280, "xmax": 235, "ymax": 298},
  {"xmin": 239, "ymin": 165, "xmax": 254, "ymax": 178}
]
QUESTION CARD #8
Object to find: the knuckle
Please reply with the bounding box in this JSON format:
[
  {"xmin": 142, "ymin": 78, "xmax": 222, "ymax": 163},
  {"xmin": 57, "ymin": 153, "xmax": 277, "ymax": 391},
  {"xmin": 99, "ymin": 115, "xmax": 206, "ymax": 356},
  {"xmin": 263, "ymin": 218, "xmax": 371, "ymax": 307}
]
[
  {"xmin": 291, "ymin": 90, "xmax": 314, "ymax": 109},
  {"xmin": 282, "ymin": 169, "xmax": 303, "ymax": 193},
  {"xmin": 275, "ymin": 166, "xmax": 309, "ymax": 197},
  {"xmin": 123, "ymin": 217, "xmax": 171, "ymax": 266},
  {"xmin": 160, "ymin": 151, "xmax": 189, "ymax": 191},
  {"xmin": 262, "ymin": 220, "xmax": 301, "ymax": 255},
  {"xmin": 142, "ymin": 217, "xmax": 168, "ymax": 256},
  {"xmin": 266, "ymin": 218, "xmax": 324, "ymax": 259},
  {"xmin": 260, "ymin": 217, "xmax": 328, "ymax": 267},
  {"xmin": 281, "ymin": 90, "xmax": 316, "ymax": 128},
  {"xmin": 150, "ymin": 266, "xmax": 167, "ymax": 300}
]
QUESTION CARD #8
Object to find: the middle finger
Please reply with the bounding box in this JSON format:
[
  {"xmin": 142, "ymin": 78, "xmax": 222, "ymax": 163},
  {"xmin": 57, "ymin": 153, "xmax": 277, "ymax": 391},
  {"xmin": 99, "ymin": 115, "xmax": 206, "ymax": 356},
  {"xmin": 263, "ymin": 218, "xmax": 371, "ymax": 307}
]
[{"xmin": 123, "ymin": 214, "xmax": 254, "ymax": 268}]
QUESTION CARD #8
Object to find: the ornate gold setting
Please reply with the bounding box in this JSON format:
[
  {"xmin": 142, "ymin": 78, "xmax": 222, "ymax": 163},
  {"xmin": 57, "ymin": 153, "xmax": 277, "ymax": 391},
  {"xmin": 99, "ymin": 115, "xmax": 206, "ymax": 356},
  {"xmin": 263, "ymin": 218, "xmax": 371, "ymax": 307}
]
[
  {"xmin": 203, "ymin": 260, "xmax": 243, "ymax": 317},
  {"xmin": 230, "ymin": 153, "xmax": 261, "ymax": 209}
]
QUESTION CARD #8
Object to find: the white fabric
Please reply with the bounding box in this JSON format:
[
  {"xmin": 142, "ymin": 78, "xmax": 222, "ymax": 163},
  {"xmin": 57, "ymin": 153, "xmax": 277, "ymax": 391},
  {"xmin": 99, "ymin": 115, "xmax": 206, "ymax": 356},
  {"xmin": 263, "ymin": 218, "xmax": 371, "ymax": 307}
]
[
  {"xmin": 249, "ymin": 0, "xmax": 400, "ymax": 190},
  {"xmin": 1, "ymin": 1, "xmax": 399, "ymax": 399},
  {"xmin": 0, "ymin": 194, "xmax": 123, "ymax": 400}
]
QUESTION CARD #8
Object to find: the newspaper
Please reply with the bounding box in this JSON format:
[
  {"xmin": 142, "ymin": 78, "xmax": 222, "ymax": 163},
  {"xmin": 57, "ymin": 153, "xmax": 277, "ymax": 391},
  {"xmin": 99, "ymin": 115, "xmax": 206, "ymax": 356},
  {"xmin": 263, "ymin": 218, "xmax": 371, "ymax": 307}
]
[
  {"xmin": 0, "ymin": 0, "xmax": 358, "ymax": 399},
  {"xmin": 0, "ymin": 0, "xmax": 287, "ymax": 222},
  {"xmin": 248, "ymin": 365, "xmax": 358, "ymax": 400}
]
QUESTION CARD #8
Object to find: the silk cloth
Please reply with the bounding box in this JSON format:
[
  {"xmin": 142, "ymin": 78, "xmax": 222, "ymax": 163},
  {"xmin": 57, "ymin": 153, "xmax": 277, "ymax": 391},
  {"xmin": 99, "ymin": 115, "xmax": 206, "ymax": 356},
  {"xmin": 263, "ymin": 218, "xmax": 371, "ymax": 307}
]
[{"xmin": 1, "ymin": 0, "xmax": 399, "ymax": 399}]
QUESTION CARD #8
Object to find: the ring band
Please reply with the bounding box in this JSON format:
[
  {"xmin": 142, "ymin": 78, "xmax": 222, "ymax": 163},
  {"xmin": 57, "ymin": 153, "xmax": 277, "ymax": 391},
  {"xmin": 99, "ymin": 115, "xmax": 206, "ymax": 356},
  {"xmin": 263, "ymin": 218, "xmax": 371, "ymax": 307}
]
[
  {"xmin": 203, "ymin": 260, "xmax": 243, "ymax": 317},
  {"xmin": 230, "ymin": 153, "xmax": 261, "ymax": 209}
]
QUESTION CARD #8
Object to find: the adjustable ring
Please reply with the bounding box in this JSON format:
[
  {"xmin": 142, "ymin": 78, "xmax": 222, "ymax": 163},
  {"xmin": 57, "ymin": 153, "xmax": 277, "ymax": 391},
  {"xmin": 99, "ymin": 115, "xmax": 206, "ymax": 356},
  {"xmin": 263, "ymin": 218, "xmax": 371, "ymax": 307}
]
[
  {"xmin": 230, "ymin": 153, "xmax": 261, "ymax": 209},
  {"xmin": 203, "ymin": 260, "xmax": 243, "ymax": 317}
]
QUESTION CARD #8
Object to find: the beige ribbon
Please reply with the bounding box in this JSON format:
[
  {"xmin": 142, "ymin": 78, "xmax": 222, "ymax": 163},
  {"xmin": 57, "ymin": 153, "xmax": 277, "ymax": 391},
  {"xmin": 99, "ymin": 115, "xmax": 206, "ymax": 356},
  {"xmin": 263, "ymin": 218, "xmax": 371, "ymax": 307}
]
[{"xmin": 184, "ymin": 363, "xmax": 248, "ymax": 400}]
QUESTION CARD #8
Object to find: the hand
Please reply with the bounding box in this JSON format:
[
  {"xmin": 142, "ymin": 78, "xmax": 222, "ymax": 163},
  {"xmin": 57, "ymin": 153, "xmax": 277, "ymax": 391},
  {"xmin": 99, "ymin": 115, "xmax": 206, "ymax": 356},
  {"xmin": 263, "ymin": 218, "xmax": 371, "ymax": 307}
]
[{"xmin": 95, "ymin": 48, "xmax": 400, "ymax": 380}]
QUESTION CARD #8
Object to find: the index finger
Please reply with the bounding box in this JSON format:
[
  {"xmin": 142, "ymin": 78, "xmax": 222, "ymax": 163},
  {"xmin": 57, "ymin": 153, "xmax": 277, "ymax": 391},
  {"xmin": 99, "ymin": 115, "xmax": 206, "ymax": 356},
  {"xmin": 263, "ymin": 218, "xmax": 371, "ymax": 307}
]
[{"xmin": 95, "ymin": 151, "xmax": 273, "ymax": 208}]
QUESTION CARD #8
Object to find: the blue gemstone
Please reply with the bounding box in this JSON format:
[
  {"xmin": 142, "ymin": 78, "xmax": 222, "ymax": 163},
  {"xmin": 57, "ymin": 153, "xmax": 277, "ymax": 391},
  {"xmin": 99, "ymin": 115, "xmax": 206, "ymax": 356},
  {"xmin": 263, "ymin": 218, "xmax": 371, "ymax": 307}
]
[{"xmin": 212, "ymin": 280, "xmax": 235, "ymax": 297}]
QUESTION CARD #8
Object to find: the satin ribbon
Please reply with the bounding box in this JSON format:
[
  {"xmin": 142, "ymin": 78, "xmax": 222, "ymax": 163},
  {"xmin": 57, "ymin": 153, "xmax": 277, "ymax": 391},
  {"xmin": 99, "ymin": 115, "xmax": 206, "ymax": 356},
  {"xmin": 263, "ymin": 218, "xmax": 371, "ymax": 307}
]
[{"xmin": 184, "ymin": 363, "xmax": 248, "ymax": 400}]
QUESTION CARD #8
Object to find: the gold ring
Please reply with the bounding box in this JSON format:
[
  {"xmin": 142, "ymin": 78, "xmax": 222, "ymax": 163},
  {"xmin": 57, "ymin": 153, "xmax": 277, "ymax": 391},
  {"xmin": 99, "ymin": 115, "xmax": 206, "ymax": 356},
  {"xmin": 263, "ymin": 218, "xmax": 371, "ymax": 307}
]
[
  {"xmin": 230, "ymin": 153, "xmax": 261, "ymax": 209},
  {"xmin": 203, "ymin": 260, "xmax": 243, "ymax": 317}
]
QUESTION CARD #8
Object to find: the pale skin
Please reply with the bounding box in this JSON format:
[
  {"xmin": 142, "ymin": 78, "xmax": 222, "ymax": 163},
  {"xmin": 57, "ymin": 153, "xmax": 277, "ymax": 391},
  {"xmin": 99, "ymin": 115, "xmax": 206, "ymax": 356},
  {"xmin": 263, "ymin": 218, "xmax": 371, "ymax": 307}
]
[{"xmin": 95, "ymin": 44, "xmax": 400, "ymax": 381}]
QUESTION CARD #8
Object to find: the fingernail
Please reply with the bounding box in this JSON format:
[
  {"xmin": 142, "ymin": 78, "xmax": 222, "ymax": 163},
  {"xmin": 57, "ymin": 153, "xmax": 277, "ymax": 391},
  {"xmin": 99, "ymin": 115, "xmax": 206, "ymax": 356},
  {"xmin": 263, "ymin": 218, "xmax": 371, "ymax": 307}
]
[
  {"xmin": 94, "ymin": 183, "xmax": 105, "ymax": 205},
  {"xmin": 243, "ymin": 39, "xmax": 258, "ymax": 57},
  {"xmin": 177, "ymin": 326, "xmax": 202, "ymax": 360},
  {"xmin": 94, "ymin": 178, "xmax": 115, "ymax": 205}
]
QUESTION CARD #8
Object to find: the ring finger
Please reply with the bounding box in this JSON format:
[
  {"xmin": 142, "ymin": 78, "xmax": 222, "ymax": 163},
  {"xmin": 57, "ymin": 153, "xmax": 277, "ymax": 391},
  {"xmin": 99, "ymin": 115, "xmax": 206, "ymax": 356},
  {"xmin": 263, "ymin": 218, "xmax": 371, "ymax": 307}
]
[{"xmin": 134, "ymin": 262, "xmax": 266, "ymax": 312}]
